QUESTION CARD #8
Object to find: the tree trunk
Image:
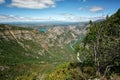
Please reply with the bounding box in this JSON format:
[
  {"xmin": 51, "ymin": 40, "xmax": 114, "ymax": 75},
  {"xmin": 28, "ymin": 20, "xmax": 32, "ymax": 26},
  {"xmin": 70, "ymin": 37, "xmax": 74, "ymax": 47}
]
[{"xmin": 94, "ymin": 43, "xmax": 100, "ymax": 76}]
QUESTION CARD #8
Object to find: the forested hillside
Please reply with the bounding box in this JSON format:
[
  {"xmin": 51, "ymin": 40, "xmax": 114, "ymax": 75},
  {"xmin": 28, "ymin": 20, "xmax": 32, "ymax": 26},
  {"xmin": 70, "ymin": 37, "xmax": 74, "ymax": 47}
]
[
  {"xmin": 83, "ymin": 8, "xmax": 120, "ymax": 75},
  {"xmin": 46, "ymin": 9, "xmax": 120, "ymax": 80}
]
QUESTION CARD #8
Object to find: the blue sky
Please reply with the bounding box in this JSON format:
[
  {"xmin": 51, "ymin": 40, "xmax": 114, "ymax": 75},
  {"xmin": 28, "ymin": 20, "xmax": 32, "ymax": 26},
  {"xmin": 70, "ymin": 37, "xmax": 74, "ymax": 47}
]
[{"xmin": 0, "ymin": 0, "xmax": 120, "ymax": 22}]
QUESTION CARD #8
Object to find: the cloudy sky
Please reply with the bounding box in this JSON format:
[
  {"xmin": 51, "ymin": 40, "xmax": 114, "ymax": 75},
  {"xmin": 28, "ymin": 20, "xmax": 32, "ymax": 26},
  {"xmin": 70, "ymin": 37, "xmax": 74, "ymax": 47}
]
[{"xmin": 0, "ymin": 0, "xmax": 120, "ymax": 22}]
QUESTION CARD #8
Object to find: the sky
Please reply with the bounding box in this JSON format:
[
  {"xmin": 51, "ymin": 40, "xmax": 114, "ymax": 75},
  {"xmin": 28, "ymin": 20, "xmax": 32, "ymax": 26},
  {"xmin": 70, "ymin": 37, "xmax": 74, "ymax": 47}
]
[{"xmin": 0, "ymin": 0, "xmax": 120, "ymax": 22}]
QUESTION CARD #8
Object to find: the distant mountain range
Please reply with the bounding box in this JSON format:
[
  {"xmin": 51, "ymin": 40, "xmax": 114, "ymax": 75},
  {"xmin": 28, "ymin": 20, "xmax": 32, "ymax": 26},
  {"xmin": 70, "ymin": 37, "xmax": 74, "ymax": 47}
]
[
  {"xmin": 0, "ymin": 19, "xmax": 105, "ymax": 28},
  {"xmin": 0, "ymin": 21, "xmax": 89, "ymax": 30},
  {"xmin": 1, "ymin": 21, "xmax": 81, "ymax": 25}
]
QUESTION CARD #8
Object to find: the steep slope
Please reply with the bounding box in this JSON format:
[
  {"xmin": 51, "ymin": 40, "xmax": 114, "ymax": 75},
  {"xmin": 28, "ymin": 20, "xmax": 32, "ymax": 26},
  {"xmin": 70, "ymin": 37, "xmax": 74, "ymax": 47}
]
[
  {"xmin": 83, "ymin": 8, "xmax": 120, "ymax": 71},
  {"xmin": 0, "ymin": 24, "xmax": 86, "ymax": 79},
  {"xmin": 46, "ymin": 8, "xmax": 120, "ymax": 80}
]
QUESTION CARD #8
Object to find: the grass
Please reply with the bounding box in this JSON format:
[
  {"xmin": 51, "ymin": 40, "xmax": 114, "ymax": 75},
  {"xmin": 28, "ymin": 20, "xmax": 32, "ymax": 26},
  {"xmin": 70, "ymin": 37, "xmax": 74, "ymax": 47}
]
[
  {"xmin": 0, "ymin": 39, "xmax": 76, "ymax": 80},
  {"xmin": 0, "ymin": 24, "xmax": 77, "ymax": 80}
]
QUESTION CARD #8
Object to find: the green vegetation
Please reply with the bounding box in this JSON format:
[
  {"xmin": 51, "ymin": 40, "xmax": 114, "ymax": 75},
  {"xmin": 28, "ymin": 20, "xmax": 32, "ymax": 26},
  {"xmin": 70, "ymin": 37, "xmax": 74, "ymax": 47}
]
[
  {"xmin": 0, "ymin": 9, "xmax": 120, "ymax": 80},
  {"xmin": 0, "ymin": 39, "xmax": 75, "ymax": 79},
  {"xmin": 0, "ymin": 24, "xmax": 76, "ymax": 80},
  {"xmin": 0, "ymin": 24, "xmax": 33, "ymax": 31},
  {"xmin": 83, "ymin": 8, "xmax": 120, "ymax": 77},
  {"xmin": 46, "ymin": 62, "xmax": 96, "ymax": 80},
  {"xmin": 46, "ymin": 9, "xmax": 120, "ymax": 80},
  {"xmin": 0, "ymin": 39, "xmax": 47, "ymax": 80}
]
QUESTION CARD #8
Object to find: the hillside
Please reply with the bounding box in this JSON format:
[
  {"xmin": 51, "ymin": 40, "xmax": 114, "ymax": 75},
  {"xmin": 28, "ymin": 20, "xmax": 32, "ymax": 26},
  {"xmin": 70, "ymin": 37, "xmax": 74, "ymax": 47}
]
[
  {"xmin": 46, "ymin": 9, "xmax": 120, "ymax": 80},
  {"xmin": 0, "ymin": 24, "xmax": 87, "ymax": 80}
]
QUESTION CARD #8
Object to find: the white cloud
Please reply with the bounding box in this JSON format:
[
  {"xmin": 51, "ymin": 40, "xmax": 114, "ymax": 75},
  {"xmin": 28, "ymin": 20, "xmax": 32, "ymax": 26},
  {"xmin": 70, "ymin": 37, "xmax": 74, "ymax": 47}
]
[
  {"xmin": 60, "ymin": 13, "xmax": 73, "ymax": 16},
  {"xmin": 78, "ymin": 0, "xmax": 86, "ymax": 2},
  {"xmin": 90, "ymin": 6, "xmax": 104, "ymax": 12},
  {"xmin": 78, "ymin": 6, "xmax": 88, "ymax": 10},
  {"xmin": 83, "ymin": 0, "xmax": 86, "ymax": 2},
  {"xmin": 9, "ymin": 0, "xmax": 62, "ymax": 9},
  {"xmin": 78, "ymin": 7, "xmax": 84, "ymax": 10},
  {"xmin": 0, "ymin": 14, "xmax": 44, "ymax": 22},
  {"xmin": 64, "ymin": 16, "xmax": 105, "ymax": 22},
  {"xmin": 0, "ymin": 14, "xmax": 106, "ymax": 23},
  {"xmin": 0, "ymin": 0, "xmax": 5, "ymax": 4},
  {"xmin": 60, "ymin": 13, "xmax": 105, "ymax": 22}
]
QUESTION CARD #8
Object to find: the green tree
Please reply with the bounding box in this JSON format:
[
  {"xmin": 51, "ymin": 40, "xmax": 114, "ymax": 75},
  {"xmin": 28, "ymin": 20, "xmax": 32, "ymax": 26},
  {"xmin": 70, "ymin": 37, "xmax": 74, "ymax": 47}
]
[{"xmin": 83, "ymin": 8, "xmax": 120, "ymax": 77}]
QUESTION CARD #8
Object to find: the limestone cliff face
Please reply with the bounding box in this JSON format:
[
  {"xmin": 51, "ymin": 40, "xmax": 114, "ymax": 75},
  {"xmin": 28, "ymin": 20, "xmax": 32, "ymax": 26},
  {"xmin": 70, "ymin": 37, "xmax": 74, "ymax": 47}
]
[
  {"xmin": 1, "ymin": 25, "xmax": 41, "ymax": 41},
  {"xmin": 0, "ymin": 24, "xmax": 87, "ymax": 52},
  {"xmin": 0, "ymin": 30, "xmax": 34, "ymax": 40},
  {"xmin": 45, "ymin": 26, "xmax": 87, "ymax": 45},
  {"xmin": 0, "ymin": 24, "xmax": 88, "ymax": 64}
]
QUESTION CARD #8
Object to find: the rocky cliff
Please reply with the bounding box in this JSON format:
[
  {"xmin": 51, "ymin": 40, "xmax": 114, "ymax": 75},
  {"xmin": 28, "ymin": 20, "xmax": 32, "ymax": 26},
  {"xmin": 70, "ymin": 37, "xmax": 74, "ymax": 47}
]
[
  {"xmin": 0, "ymin": 25, "xmax": 87, "ymax": 50},
  {"xmin": 0, "ymin": 24, "xmax": 87, "ymax": 80}
]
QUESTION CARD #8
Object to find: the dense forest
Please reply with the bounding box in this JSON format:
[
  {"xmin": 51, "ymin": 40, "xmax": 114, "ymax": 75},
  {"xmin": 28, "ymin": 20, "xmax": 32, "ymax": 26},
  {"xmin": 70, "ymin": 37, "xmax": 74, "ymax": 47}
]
[
  {"xmin": 46, "ymin": 9, "xmax": 120, "ymax": 80},
  {"xmin": 83, "ymin": 8, "xmax": 120, "ymax": 76}
]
